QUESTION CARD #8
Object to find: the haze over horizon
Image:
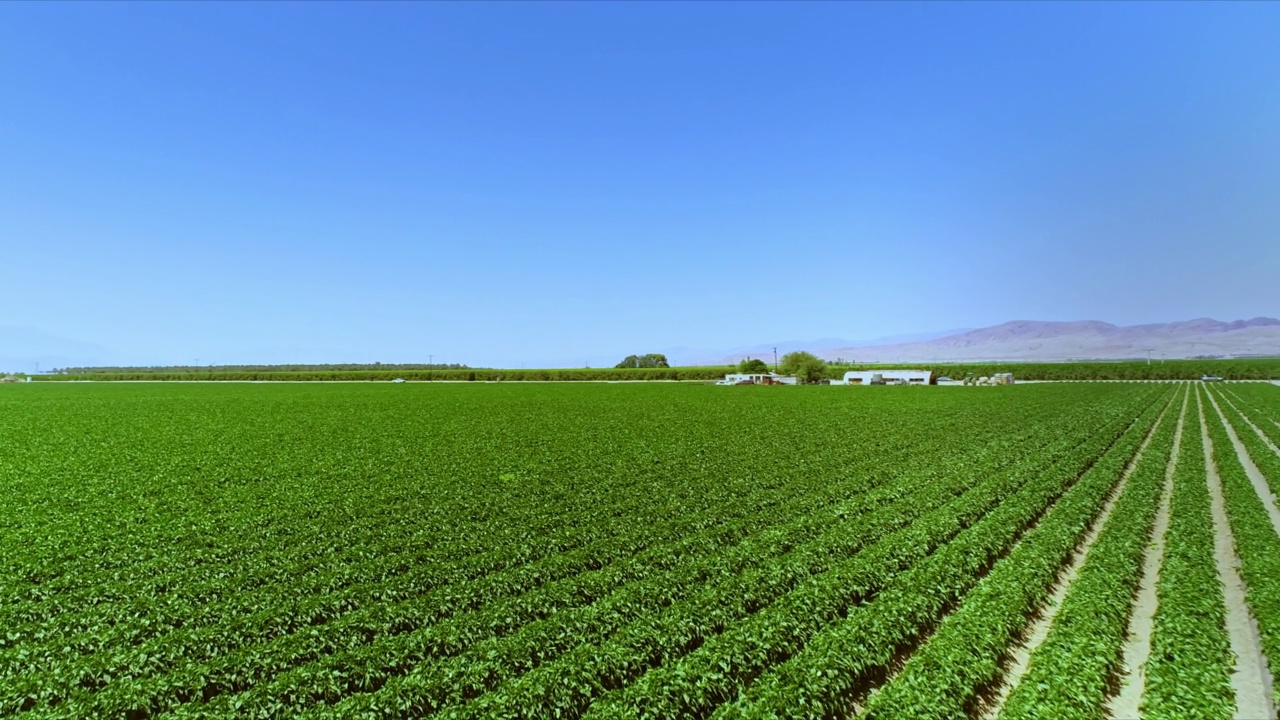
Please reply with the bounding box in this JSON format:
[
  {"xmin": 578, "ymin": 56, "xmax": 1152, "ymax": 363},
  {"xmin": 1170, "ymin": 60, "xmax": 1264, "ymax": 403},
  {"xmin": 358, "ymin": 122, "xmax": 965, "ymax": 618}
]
[{"xmin": 3, "ymin": 3, "xmax": 1278, "ymax": 370}]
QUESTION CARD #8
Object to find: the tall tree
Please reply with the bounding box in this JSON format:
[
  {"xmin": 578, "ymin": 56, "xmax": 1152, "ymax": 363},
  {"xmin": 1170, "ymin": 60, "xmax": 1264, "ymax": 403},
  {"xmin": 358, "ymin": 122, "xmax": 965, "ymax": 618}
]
[
  {"xmin": 615, "ymin": 354, "xmax": 670, "ymax": 369},
  {"xmin": 640, "ymin": 353, "xmax": 670, "ymax": 368},
  {"xmin": 779, "ymin": 351, "xmax": 827, "ymax": 383}
]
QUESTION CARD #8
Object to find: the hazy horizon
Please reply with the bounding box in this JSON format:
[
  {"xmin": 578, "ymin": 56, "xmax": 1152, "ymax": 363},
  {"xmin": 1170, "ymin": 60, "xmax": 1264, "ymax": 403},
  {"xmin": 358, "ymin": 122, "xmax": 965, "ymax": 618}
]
[{"xmin": 3, "ymin": 3, "xmax": 1278, "ymax": 370}]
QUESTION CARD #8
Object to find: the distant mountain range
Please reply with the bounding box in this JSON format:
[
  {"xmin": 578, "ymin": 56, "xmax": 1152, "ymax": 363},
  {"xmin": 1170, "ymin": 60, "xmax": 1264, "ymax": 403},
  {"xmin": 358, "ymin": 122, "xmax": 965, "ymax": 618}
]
[
  {"xmin": 815, "ymin": 317, "xmax": 1280, "ymax": 363},
  {"xmin": 680, "ymin": 317, "xmax": 1280, "ymax": 366}
]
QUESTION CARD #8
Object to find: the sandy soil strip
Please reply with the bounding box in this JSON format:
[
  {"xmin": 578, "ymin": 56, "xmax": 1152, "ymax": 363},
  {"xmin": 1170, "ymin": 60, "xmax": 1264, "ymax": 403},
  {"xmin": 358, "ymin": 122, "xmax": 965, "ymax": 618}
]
[
  {"xmin": 1202, "ymin": 399, "xmax": 1276, "ymax": 720},
  {"xmin": 978, "ymin": 397, "xmax": 1173, "ymax": 720},
  {"xmin": 1108, "ymin": 387, "xmax": 1188, "ymax": 719},
  {"xmin": 1205, "ymin": 390, "xmax": 1280, "ymax": 538}
]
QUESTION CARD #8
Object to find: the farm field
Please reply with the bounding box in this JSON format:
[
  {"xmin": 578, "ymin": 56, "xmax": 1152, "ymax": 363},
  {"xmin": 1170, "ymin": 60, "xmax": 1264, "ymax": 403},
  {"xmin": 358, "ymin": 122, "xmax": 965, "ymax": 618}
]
[
  {"xmin": 2, "ymin": 382, "xmax": 1279, "ymax": 719},
  {"xmin": 30, "ymin": 356, "xmax": 1280, "ymax": 382}
]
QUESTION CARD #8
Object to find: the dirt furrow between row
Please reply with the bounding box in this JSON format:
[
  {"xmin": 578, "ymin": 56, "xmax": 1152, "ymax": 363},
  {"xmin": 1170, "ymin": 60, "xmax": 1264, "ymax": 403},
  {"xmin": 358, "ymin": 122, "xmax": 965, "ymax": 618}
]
[
  {"xmin": 1202, "ymin": 399, "xmax": 1275, "ymax": 720},
  {"xmin": 1109, "ymin": 386, "xmax": 1188, "ymax": 719}
]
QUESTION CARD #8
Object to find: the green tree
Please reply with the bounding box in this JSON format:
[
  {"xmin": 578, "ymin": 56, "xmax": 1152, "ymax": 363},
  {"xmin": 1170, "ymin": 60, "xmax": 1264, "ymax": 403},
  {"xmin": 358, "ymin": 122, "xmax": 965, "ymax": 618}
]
[
  {"xmin": 615, "ymin": 354, "xmax": 671, "ymax": 369},
  {"xmin": 737, "ymin": 358, "xmax": 770, "ymax": 374},
  {"xmin": 641, "ymin": 353, "xmax": 670, "ymax": 368},
  {"xmin": 779, "ymin": 351, "xmax": 827, "ymax": 384}
]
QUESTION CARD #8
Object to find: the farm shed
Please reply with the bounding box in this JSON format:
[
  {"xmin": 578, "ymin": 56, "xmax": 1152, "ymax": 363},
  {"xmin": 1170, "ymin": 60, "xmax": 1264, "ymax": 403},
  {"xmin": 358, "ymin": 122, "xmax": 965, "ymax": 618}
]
[
  {"xmin": 833, "ymin": 370, "xmax": 935, "ymax": 386},
  {"xmin": 717, "ymin": 373, "xmax": 799, "ymax": 385}
]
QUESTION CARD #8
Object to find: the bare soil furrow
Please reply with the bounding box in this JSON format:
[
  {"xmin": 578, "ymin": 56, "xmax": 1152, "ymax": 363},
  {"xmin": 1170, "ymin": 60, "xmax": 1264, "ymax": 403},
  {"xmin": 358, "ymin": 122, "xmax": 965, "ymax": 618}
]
[
  {"xmin": 1202, "ymin": 398, "xmax": 1275, "ymax": 720},
  {"xmin": 1109, "ymin": 385, "xmax": 1188, "ymax": 719}
]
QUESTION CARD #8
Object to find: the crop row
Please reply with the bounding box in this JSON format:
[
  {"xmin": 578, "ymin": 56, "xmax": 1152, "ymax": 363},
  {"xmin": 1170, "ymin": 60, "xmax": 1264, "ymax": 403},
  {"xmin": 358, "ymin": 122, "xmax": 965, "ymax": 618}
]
[
  {"xmin": 3, "ymin": 403, "xmax": 842, "ymax": 639},
  {"xmin": 10, "ymin": 386, "xmax": 998, "ymax": 691},
  {"xmin": 1223, "ymin": 383, "xmax": 1280, "ymax": 432},
  {"xmin": 0, "ymin": 382, "xmax": 1172, "ymax": 717},
  {"xmin": 3, "ymin": 385, "xmax": 1012, "ymax": 626},
  {"xmin": 1139, "ymin": 388, "xmax": 1235, "ymax": 720},
  {"xmin": 1202, "ymin": 386, "xmax": 1280, "ymax": 706},
  {"xmin": 304, "ymin": 434, "xmax": 1072, "ymax": 720},
  {"xmin": 8, "ymin": 455, "xmax": 881, "ymax": 714},
  {"xmin": 0, "ymin": 384, "xmax": 1090, "ymax": 707},
  {"xmin": 856, "ymin": 383, "xmax": 1177, "ymax": 720},
  {"xmin": 66, "ymin": 431, "xmax": 993, "ymax": 719},
  {"xmin": 292, "ymin": 388, "xmax": 1166, "ymax": 719},
  {"xmin": 199, "ymin": 443, "xmax": 1009, "ymax": 720},
  {"xmin": 991, "ymin": 385, "xmax": 1182, "ymax": 719},
  {"xmin": 171, "ymin": 413, "xmax": 1055, "ymax": 720},
  {"xmin": 603, "ymin": 388, "xmax": 1166, "ymax": 719},
  {"xmin": 1213, "ymin": 386, "xmax": 1280, "ymax": 501},
  {"xmin": 5, "ymin": 451, "xmax": 857, "ymax": 673}
]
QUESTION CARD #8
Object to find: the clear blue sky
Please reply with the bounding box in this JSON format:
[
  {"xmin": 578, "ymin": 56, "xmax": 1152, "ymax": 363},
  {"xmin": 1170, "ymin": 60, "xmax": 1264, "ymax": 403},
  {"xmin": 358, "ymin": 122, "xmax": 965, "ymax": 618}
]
[{"xmin": 2, "ymin": 2, "xmax": 1277, "ymax": 369}]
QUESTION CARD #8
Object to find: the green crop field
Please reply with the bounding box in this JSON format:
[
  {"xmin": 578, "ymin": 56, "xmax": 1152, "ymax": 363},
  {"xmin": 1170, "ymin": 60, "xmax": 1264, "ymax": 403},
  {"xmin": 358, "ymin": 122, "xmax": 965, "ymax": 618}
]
[{"xmin": 3, "ymin": 382, "xmax": 1279, "ymax": 719}]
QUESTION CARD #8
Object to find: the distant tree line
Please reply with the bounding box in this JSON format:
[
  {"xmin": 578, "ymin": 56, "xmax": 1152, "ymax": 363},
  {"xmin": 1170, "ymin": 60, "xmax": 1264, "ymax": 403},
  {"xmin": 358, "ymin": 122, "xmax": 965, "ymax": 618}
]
[
  {"xmin": 52, "ymin": 363, "xmax": 472, "ymax": 375},
  {"xmin": 37, "ymin": 367, "xmax": 725, "ymax": 382},
  {"xmin": 30, "ymin": 358, "xmax": 1280, "ymax": 383}
]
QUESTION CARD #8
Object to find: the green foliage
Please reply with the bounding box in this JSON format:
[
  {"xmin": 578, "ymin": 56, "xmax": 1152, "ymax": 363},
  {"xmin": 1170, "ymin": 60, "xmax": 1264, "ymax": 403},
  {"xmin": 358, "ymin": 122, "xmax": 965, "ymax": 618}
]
[
  {"xmin": 994, "ymin": 388, "xmax": 1180, "ymax": 720},
  {"xmin": 736, "ymin": 358, "xmax": 770, "ymax": 374},
  {"xmin": 721, "ymin": 386, "xmax": 1168, "ymax": 719},
  {"xmin": 34, "ymin": 359, "xmax": 1280, "ymax": 382},
  {"xmin": 1201, "ymin": 386, "xmax": 1280, "ymax": 708},
  {"xmin": 778, "ymin": 351, "xmax": 826, "ymax": 383},
  {"xmin": 614, "ymin": 354, "xmax": 670, "ymax": 369},
  {"xmin": 3, "ymin": 382, "xmax": 1275, "ymax": 717},
  {"xmin": 53, "ymin": 362, "xmax": 472, "ymax": 374},
  {"xmin": 35, "ymin": 366, "xmax": 723, "ymax": 382},
  {"xmin": 1142, "ymin": 389, "xmax": 1234, "ymax": 720}
]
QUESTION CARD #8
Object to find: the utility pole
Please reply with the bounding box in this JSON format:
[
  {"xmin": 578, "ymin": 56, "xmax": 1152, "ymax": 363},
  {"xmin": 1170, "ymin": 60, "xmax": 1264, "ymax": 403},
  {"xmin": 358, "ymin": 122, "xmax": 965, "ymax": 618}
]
[
  {"xmin": 428, "ymin": 354, "xmax": 433, "ymax": 367},
  {"xmin": 773, "ymin": 347, "xmax": 778, "ymax": 372}
]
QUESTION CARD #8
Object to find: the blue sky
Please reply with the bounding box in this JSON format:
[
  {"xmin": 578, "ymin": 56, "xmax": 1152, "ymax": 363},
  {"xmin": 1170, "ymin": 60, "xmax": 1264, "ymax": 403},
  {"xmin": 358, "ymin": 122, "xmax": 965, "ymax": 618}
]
[{"xmin": 2, "ymin": 2, "xmax": 1278, "ymax": 369}]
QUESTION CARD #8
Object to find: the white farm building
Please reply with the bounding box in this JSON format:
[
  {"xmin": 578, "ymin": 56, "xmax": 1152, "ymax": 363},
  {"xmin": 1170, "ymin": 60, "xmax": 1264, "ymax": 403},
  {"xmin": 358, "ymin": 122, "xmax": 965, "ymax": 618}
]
[
  {"xmin": 832, "ymin": 370, "xmax": 935, "ymax": 386},
  {"xmin": 716, "ymin": 373, "xmax": 799, "ymax": 385}
]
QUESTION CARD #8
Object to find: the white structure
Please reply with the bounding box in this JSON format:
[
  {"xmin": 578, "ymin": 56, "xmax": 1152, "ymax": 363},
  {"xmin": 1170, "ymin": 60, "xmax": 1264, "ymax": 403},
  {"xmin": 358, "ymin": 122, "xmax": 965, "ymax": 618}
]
[
  {"xmin": 831, "ymin": 369, "xmax": 935, "ymax": 386},
  {"xmin": 716, "ymin": 372, "xmax": 798, "ymax": 385},
  {"xmin": 970, "ymin": 373, "xmax": 1015, "ymax": 386}
]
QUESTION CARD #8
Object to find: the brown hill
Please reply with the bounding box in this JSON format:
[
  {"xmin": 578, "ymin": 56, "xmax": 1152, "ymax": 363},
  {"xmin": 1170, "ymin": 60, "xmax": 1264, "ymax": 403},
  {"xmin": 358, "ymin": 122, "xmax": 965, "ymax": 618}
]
[{"xmin": 820, "ymin": 317, "xmax": 1280, "ymax": 363}]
